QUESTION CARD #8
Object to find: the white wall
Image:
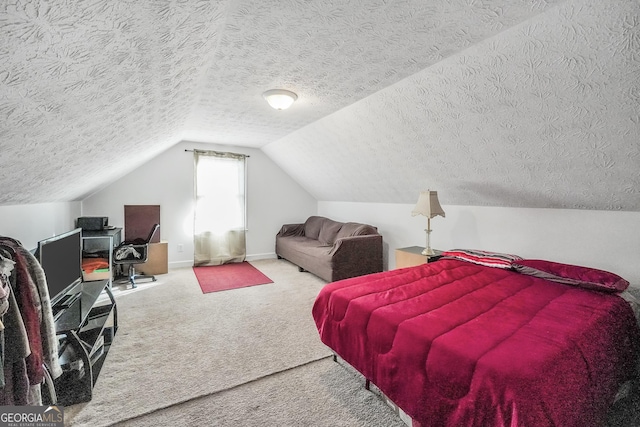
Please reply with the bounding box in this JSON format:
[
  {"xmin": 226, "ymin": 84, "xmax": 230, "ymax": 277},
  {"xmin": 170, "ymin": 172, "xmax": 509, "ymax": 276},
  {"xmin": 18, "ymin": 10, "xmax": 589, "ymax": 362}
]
[
  {"xmin": 2, "ymin": 179, "xmax": 637, "ymax": 289},
  {"xmin": 319, "ymin": 201, "xmax": 640, "ymax": 286},
  {"xmin": 0, "ymin": 202, "xmax": 81, "ymax": 250},
  {"xmin": 82, "ymin": 140, "xmax": 317, "ymax": 267}
]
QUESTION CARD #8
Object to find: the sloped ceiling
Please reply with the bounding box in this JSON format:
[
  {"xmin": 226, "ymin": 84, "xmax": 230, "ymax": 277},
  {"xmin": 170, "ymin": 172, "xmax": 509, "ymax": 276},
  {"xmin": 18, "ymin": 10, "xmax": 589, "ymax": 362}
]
[
  {"xmin": 1, "ymin": 0, "xmax": 639, "ymax": 210},
  {"xmin": 265, "ymin": 0, "xmax": 640, "ymax": 211}
]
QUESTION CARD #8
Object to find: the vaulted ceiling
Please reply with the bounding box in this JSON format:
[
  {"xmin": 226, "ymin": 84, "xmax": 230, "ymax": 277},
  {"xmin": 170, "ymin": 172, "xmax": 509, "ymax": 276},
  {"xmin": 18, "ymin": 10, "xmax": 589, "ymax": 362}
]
[{"xmin": 1, "ymin": 0, "xmax": 639, "ymax": 210}]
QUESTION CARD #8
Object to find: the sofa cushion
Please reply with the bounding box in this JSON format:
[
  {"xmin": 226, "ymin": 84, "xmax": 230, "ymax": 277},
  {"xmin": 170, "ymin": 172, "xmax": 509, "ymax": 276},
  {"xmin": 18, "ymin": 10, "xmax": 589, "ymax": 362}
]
[
  {"xmin": 318, "ymin": 219, "xmax": 343, "ymax": 246},
  {"xmin": 277, "ymin": 236, "xmax": 333, "ymax": 259},
  {"xmin": 336, "ymin": 222, "xmax": 377, "ymax": 240},
  {"xmin": 304, "ymin": 216, "xmax": 325, "ymax": 240}
]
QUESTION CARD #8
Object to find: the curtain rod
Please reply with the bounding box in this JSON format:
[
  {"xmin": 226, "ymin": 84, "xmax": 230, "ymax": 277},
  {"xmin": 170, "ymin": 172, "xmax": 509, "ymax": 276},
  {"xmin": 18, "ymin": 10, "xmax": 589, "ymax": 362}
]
[{"xmin": 184, "ymin": 149, "xmax": 250, "ymax": 157}]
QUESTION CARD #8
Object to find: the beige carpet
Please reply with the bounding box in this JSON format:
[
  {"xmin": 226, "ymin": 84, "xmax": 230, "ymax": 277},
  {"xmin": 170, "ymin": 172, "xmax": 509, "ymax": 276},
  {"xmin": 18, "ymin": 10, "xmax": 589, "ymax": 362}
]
[
  {"xmin": 116, "ymin": 357, "xmax": 406, "ymax": 427},
  {"xmin": 64, "ymin": 259, "xmax": 403, "ymax": 426}
]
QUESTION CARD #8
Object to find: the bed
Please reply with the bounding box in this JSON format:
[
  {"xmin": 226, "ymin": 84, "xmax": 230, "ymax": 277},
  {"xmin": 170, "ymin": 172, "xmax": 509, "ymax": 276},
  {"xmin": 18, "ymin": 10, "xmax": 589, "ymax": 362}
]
[{"xmin": 312, "ymin": 250, "xmax": 640, "ymax": 427}]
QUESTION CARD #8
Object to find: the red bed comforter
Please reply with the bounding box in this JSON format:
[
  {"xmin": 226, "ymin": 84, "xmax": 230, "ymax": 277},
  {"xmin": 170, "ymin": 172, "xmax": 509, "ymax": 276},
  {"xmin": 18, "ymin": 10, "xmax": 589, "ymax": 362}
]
[{"xmin": 312, "ymin": 258, "xmax": 640, "ymax": 427}]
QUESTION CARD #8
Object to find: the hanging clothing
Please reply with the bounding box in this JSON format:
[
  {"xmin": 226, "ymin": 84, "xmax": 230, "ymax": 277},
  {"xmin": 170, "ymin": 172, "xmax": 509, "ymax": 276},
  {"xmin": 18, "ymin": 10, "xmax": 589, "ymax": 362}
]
[
  {"xmin": 0, "ymin": 255, "xmax": 30, "ymax": 405},
  {"xmin": 11, "ymin": 249, "xmax": 44, "ymax": 386},
  {"xmin": 3, "ymin": 292, "xmax": 31, "ymax": 405},
  {"xmin": 20, "ymin": 246, "xmax": 61, "ymax": 380},
  {"xmin": 0, "ymin": 251, "xmax": 15, "ymax": 390},
  {"xmin": 0, "ymin": 236, "xmax": 61, "ymax": 405}
]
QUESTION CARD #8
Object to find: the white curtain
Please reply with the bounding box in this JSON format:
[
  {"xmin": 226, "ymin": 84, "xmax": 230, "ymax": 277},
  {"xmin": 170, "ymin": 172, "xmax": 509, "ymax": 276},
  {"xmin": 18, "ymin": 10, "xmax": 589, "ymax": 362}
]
[{"xmin": 193, "ymin": 150, "xmax": 247, "ymax": 266}]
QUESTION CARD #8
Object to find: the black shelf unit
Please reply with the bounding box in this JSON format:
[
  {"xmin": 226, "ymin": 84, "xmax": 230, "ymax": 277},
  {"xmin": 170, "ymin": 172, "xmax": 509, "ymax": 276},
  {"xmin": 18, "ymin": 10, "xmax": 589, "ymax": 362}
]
[
  {"xmin": 81, "ymin": 227, "xmax": 122, "ymax": 287},
  {"xmin": 52, "ymin": 279, "xmax": 118, "ymax": 406}
]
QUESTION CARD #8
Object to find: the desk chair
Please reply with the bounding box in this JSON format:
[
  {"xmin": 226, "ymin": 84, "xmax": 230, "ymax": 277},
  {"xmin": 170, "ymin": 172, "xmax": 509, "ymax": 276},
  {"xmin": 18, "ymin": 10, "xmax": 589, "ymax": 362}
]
[{"xmin": 113, "ymin": 223, "xmax": 160, "ymax": 288}]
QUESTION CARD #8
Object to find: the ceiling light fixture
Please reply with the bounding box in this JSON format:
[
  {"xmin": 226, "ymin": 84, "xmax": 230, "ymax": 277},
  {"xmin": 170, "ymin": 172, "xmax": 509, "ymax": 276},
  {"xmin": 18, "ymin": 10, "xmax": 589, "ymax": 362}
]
[{"xmin": 263, "ymin": 89, "xmax": 298, "ymax": 110}]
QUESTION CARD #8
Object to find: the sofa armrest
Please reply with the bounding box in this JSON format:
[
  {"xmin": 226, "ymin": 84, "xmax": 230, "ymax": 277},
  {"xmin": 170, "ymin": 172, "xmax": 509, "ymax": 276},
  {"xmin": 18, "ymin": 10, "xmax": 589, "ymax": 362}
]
[
  {"xmin": 276, "ymin": 223, "xmax": 305, "ymax": 237},
  {"xmin": 329, "ymin": 234, "xmax": 383, "ymax": 281},
  {"xmin": 330, "ymin": 234, "xmax": 381, "ymax": 256}
]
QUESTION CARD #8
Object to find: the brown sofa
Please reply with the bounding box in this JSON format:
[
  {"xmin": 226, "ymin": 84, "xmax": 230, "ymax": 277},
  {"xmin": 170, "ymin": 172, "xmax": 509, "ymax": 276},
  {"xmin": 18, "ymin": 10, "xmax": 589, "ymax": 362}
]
[{"xmin": 275, "ymin": 216, "xmax": 383, "ymax": 282}]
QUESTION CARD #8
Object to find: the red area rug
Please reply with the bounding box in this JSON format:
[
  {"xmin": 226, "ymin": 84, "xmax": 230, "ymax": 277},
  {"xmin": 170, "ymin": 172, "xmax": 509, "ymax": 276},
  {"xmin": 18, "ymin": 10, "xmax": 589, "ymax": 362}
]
[{"xmin": 193, "ymin": 262, "xmax": 273, "ymax": 294}]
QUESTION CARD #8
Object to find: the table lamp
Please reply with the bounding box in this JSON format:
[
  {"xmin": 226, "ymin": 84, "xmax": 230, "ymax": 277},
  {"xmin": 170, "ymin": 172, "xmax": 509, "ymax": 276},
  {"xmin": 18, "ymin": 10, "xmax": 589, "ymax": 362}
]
[{"xmin": 411, "ymin": 190, "xmax": 445, "ymax": 256}]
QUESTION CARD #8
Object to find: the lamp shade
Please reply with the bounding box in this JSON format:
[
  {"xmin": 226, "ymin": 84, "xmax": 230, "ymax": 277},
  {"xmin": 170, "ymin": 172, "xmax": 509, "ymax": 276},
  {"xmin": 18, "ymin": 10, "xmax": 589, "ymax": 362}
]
[
  {"xmin": 411, "ymin": 190, "xmax": 445, "ymax": 219},
  {"xmin": 263, "ymin": 89, "xmax": 298, "ymax": 110}
]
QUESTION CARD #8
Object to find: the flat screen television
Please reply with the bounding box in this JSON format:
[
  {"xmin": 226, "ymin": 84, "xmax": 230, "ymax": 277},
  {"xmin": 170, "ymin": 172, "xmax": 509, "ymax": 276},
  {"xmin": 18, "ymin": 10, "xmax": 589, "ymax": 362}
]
[{"xmin": 35, "ymin": 228, "xmax": 83, "ymax": 307}]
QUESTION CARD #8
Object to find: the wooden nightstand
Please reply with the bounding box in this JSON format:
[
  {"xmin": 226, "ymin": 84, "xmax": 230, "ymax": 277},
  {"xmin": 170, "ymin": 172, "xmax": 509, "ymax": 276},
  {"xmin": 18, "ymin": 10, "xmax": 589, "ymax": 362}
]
[{"xmin": 395, "ymin": 246, "xmax": 442, "ymax": 269}]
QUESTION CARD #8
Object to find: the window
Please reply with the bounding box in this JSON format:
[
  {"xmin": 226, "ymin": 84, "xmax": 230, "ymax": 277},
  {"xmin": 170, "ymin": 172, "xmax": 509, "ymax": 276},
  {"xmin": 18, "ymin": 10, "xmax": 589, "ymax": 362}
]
[{"xmin": 193, "ymin": 150, "xmax": 247, "ymax": 266}]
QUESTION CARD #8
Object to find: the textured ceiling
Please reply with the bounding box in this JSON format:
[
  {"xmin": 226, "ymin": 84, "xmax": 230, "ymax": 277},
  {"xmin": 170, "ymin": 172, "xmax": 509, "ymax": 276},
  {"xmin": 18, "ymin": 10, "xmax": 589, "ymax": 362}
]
[
  {"xmin": 1, "ymin": 0, "xmax": 639, "ymax": 211},
  {"xmin": 264, "ymin": 0, "xmax": 640, "ymax": 211}
]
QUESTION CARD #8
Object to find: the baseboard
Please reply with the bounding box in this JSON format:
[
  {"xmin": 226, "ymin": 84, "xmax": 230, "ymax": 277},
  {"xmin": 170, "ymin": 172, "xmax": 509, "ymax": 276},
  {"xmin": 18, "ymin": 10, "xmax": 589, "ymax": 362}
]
[
  {"xmin": 168, "ymin": 253, "xmax": 277, "ymax": 270},
  {"xmin": 246, "ymin": 253, "xmax": 277, "ymax": 261},
  {"xmin": 169, "ymin": 260, "xmax": 194, "ymax": 269}
]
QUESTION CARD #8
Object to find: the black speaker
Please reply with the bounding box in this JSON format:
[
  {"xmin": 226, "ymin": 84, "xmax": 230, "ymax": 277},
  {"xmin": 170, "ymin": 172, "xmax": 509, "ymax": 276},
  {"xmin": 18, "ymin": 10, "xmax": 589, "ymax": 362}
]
[{"xmin": 76, "ymin": 217, "xmax": 108, "ymax": 231}]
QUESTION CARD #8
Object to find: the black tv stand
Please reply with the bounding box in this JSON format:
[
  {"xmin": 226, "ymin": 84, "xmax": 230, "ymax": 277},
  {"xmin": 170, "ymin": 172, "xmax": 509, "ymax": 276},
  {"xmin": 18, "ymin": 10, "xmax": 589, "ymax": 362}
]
[
  {"xmin": 51, "ymin": 280, "xmax": 118, "ymax": 406},
  {"xmin": 53, "ymin": 292, "xmax": 81, "ymax": 312}
]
